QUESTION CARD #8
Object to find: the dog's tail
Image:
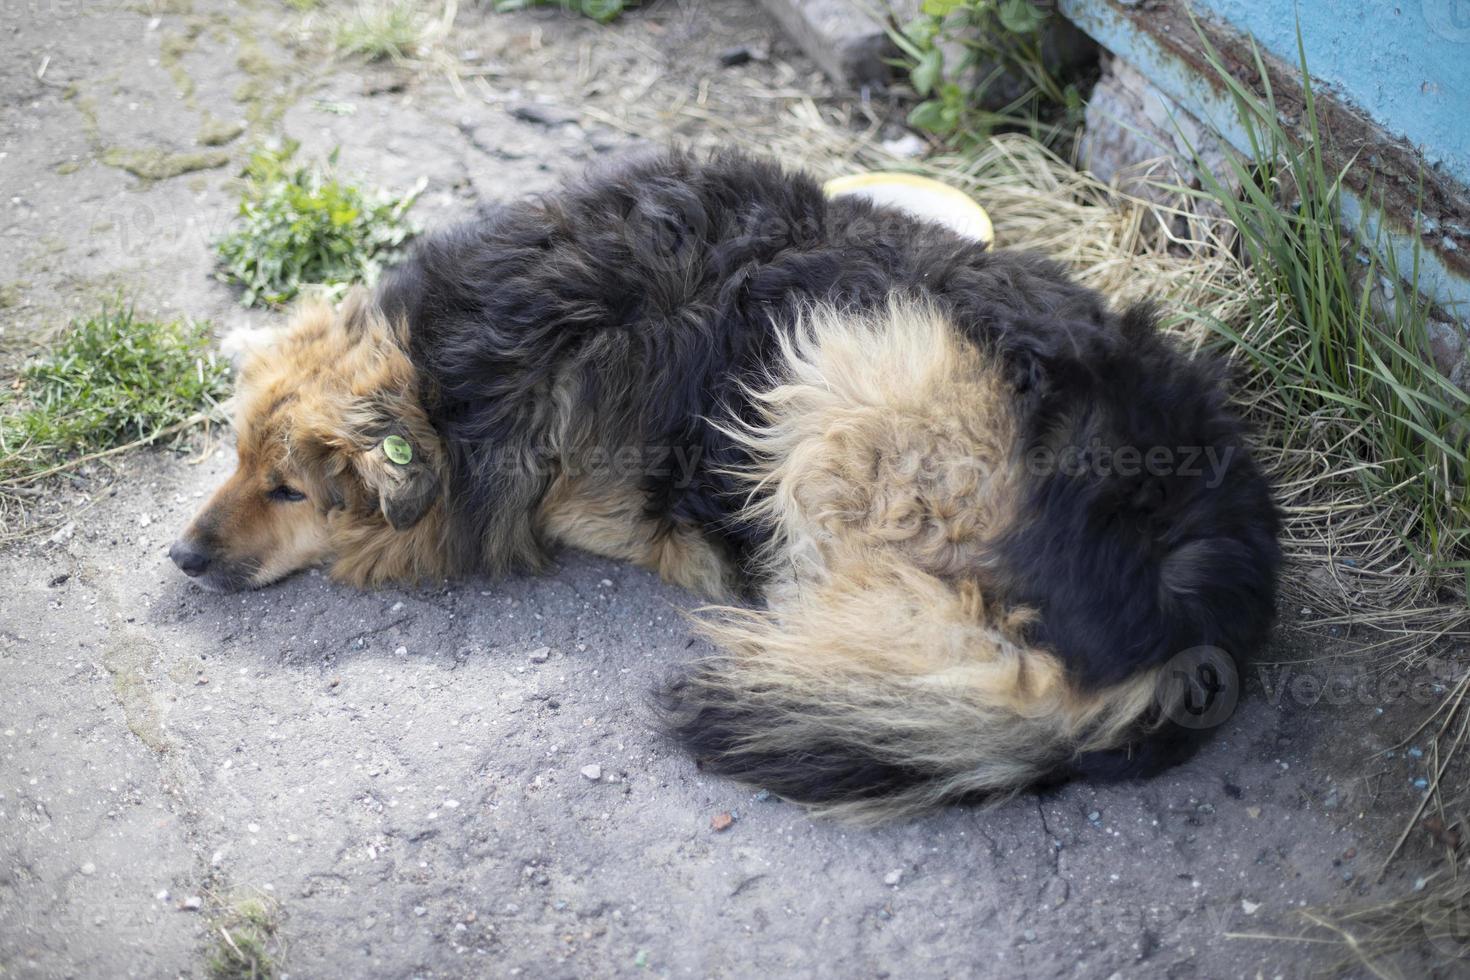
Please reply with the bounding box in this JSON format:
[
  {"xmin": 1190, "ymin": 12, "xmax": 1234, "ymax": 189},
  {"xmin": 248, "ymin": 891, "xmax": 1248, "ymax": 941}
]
[{"xmin": 656, "ymin": 557, "xmax": 1165, "ymax": 823}]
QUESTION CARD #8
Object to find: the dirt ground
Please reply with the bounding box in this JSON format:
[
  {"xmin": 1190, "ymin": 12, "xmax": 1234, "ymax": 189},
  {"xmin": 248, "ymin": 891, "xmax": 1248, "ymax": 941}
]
[{"xmin": 0, "ymin": 1, "xmax": 1462, "ymax": 977}]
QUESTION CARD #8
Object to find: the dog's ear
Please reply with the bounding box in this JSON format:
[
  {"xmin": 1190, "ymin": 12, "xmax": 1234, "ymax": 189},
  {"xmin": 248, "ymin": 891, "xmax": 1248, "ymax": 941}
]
[
  {"xmin": 296, "ymin": 409, "xmax": 443, "ymax": 531},
  {"xmin": 998, "ymin": 318, "xmax": 1104, "ymax": 410},
  {"xmin": 349, "ymin": 432, "xmax": 441, "ymax": 530}
]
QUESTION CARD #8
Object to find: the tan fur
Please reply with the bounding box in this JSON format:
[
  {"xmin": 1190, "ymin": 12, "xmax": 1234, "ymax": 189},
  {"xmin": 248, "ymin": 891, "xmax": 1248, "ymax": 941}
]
[
  {"xmin": 539, "ymin": 475, "xmax": 734, "ymax": 597},
  {"xmin": 183, "ymin": 294, "xmax": 735, "ymax": 593},
  {"xmin": 721, "ymin": 298, "xmax": 1025, "ymax": 587},
  {"xmin": 690, "ymin": 298, "xmax": 1162, "ymax": 821},
  {"xmin": 180, "ymin": 295, "xmax": 459, "ymax": 589}
]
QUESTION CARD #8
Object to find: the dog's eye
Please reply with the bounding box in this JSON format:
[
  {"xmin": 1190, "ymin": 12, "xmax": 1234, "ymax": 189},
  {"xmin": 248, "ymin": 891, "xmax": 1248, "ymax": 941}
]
[{"xmin": 268, "ymin": 485, "xmax": 307, "ymax": 503}]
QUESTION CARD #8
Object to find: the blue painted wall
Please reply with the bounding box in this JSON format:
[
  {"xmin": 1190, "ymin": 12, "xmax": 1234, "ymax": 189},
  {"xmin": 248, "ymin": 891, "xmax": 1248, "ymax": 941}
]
[
  {"xmin": 1059, "ymin": 0, "xmax": 1470, "ymax": 315},
  {"xmin": 1189, "ymin": 0, "xmax": 1470, "ymax": 188}
]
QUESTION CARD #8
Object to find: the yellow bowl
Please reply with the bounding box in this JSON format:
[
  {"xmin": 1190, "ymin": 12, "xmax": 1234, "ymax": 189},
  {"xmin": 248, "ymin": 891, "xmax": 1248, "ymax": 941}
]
[{"xmin": 823, "ymin": 172, "xmax": 994, "ymax": 246}]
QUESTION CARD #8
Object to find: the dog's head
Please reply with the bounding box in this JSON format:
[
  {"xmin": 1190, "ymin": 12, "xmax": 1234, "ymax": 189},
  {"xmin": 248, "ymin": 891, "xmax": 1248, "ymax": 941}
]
[
  {"xmin": 170, "ymin": 295, "xmax": 445, "ymax": 590},
  {"xmin": 995, "ymin": 304, "xmax": 1281, "ymax": 688}
]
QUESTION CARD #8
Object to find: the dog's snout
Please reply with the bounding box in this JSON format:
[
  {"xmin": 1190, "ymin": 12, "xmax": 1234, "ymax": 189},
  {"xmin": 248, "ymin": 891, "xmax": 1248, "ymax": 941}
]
[{"xmin": 169, "ymin": 539, "xmax": 211, "ymax": 577}]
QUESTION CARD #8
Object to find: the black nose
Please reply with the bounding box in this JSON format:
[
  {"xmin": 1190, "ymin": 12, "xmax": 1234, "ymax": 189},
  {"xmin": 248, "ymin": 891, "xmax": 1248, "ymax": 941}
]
[{"xmin": 168, "ymin": 540, "xmax": 210, "ymax": 577}]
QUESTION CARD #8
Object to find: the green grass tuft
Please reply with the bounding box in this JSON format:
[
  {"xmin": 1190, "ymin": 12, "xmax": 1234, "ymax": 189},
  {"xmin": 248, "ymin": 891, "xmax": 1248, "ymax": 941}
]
[
  {"xmin": 214, "ymin": 140, "xmax": 422, "ymax": 308},
  {"xmin": 491, "ymin": 0, "xmax": 637, "ymax": 25},
  {"xmin": 888, "ymin": 0, "xmax": 1085, "ymax": 151},
  {"xmin": 0, "ymin": 305, "xmax": 228, "ymax": 483},
  {"xmin": 334, "ymin": 0, "xmax": 434, "ymax": 60},
  {"xmin": 206, "ymin": 897, "xmax": 281, "ymax": 980},
  {"xmin": 1178, "ymin": 28, "xmax": 1470, "ymax": 579}
]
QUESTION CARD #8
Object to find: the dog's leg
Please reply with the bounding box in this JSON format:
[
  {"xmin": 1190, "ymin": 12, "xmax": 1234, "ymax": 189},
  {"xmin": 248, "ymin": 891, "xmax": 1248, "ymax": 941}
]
[{"xmin": 537, "ymin": 473, "xmax": 734, "ymax": 598}]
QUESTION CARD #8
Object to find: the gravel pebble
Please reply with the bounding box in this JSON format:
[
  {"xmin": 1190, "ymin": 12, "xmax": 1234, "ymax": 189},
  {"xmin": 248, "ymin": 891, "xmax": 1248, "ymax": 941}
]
[{"xmin": 580, "ymin": 764, "xmax": 602, "ymax": 781}]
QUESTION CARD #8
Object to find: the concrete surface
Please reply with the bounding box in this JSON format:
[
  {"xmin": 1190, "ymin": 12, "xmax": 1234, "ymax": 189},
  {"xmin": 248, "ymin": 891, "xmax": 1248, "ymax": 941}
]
[
  {"xmin": 0, "ymin": 1, "xmax": 1458, "ymax": 977},
  {"xmin": 755, "ymin": 0, "xmax": 896, "ymax": 90}
]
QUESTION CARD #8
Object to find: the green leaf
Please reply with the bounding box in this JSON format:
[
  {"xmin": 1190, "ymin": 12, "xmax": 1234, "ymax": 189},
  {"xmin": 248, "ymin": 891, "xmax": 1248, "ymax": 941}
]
[
  {"xmin": 906, "ymin": 99, "xmax": 949, "ymax": 133},
  {"xmin": 911, "ymin": 48, "xmax": 944, "ymax": 97},
  {"xmin": 997, "ymin": 0, "xmax": 1047, "ymax": 35},
  {"xmin": 213, "ymin": 144, "xmax": 420, "ymax": 308}
]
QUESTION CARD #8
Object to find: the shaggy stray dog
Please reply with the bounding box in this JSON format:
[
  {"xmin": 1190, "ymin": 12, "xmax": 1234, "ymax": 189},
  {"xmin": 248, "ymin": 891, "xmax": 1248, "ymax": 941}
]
[{"xmin": 172, "ymin": 149, "xmax": 1280, "ymax": 820}]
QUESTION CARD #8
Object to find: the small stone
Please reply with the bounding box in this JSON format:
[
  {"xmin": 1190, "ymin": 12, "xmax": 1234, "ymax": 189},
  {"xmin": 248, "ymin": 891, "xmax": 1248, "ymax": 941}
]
[
  {"xmin": 881, "ymin": 132, "xmax": 928, "ymax": 158},
  {"xmin": 180, "ymin": 896, "xmax": 203, "ymax": 911},
  {"xmin": 580, "ymin": 764, "xmax": 602, "ymax": 781},
  {"xmin": 1022, "ymin": 929, "xmax": 1037, "ymax": 942},
  {"xmin": 394, "ymin": 645, "xmax": 408, "ymax": 657},
  {"xmin": 1087, "ymin": 811, "xmax": 1101, "ymax": 822},
  {"xmin": 1241, "ymin": 899, "xmax": 1260, "ymax": 915},
  {"xmin": 80, "ymin": 862, "xmax": 96, "ymax": 876},
  {"xmin": 717, "ymin": 45, "xmax": 754, "ymax": 67},
  {"xmin": 710, "ymin": 812, "xmax": 734, "ymax": 832},
  {"xmin": 1246, "ymin": 806, "xmax": 1262, "ymax": 819},
  {"xmin": 883, "ymin": 869, "xmax": 903, "ymax": 886},
  {"xmin": 414, "ymin": 906, "xmax": 427, "ymax": 917},
  {"xmin": 529, "ymin": 646, "xmax": 551, "ymax": 663},
  {"xmin": 510, "ymin": 103, "xmax": 578, "ymax": 127}
]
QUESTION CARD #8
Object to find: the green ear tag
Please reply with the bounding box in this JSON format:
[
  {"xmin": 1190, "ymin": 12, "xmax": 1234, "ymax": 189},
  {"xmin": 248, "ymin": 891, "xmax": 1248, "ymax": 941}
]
[{"xmin": 382, "ymin": 434, "xmax": 413, "ymax": 465}]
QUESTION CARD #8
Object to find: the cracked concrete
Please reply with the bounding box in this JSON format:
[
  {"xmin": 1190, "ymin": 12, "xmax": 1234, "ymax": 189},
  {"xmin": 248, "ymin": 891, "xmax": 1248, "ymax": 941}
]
[{"xmin": 0, "ymin": 1, "xmax": 1457, "ymax": 977}]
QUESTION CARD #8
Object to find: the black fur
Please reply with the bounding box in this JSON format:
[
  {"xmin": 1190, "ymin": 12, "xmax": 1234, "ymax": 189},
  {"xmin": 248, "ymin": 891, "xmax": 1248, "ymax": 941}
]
[
  {"xmin": 379, "ymin": 149, "xmax": 1115, "ymax": 576},
  {"xmin": 995, "ymin": 308, "xmax": 1281, "ymax": 689},
  {"xmin": 375, "ymin": 147, "xmax": 1280, "ymax": 805}
]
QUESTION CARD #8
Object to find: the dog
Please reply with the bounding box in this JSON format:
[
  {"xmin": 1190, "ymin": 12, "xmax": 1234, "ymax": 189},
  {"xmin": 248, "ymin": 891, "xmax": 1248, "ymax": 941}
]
[{"xmin": 172, "ymin": 149, "xmax": 1280, "ymax": 820}]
